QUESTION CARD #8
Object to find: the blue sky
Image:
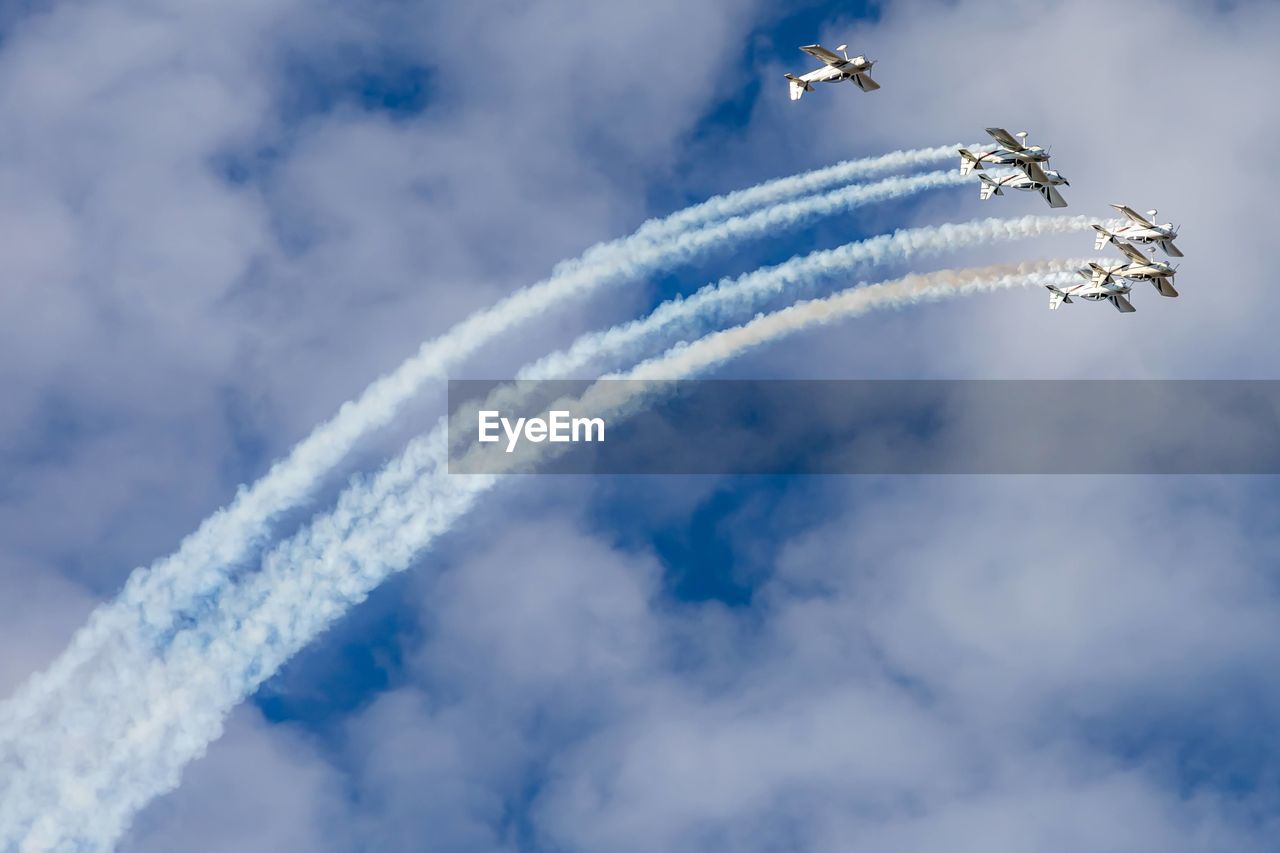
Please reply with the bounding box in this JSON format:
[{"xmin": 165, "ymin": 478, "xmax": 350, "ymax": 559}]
[{"xmin": 4, "ymin": 0, "xmax": 1280, "ymax": 850}]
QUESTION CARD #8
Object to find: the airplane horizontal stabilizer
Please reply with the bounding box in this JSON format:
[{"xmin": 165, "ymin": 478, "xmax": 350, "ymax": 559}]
[
  {"xmin": 957, "ymin": 148, "xmax": 983, "ymax": 176},
  {"xmin": 977, "ymin": 174, "xmax": 1001, "ymax": 200},
  {"xmin": 1091, "ymin": 225, "xmax": 1112, "ymax": 250},
  {"xmin": 784, "ymin": 73, "xmax": 812, "ymax": 101}
]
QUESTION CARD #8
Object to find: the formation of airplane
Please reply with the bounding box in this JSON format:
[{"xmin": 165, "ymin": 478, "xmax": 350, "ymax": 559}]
[
  {"xmin": 780, "ymin": 40, "xmax": 1185, "ymax": 315},
  {"xmin": 1092, "ymin": 204, "xmax": 1183, "ymax": 257},
  {"xmin": 1047, "ymin": 219, "xmax": 1183, "ymax": 313},
  {"xmin": 785, "ymin": 43, "xmax": 879, "ymax": 101},
  {"xmin": 961, "ymin": 128, "xmax": 1068, "ymax": 209}
]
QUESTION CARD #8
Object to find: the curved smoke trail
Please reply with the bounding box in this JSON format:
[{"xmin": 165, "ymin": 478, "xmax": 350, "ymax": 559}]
[
  {"xmin": 3, "ymin": 214, "xmax": 1098, "ymax": 841},
  {"xmin": 0, "ymin": 153, "xmax": 962, "ymax": 757},
  {"xmin": 3, "ymin": 255, "xmax": 1090, "ymax": 850}
]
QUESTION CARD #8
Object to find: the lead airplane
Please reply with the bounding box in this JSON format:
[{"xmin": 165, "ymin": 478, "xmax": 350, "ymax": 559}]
[
  {"xmin": 977, "ymin": 168, "xmax": 1069, "ymax": 208},
  {"xmin": 785, "ymin": 43, "xmax": 879, "ymax": 101},
  {"xmin": 1082, "ymin": 237, "xmax": 1180, "ymax": 298},
  {"xmin": 1046, "ymin": 272, "xmax": 1137, "ymax": 313},
  {"xmin": 1091, "ymin": 204, "xmax": 1183, "ymax": 258},
  {"xmin": 958, "ymin": 127, "xmax": 1052, "ymax": 179}
]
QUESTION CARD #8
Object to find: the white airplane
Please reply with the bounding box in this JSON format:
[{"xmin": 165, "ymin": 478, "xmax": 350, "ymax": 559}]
[
  {"xmin": 977, "ymin": 168, "xmax": 1069, "ymax": 208},
  {"xmin": 785, "ymin": 44, "xmax": 879, "ymax": 101},
  {"xmin": 1046, "ymin": 272, "xmax": 1137, "ymax": 313},
  {"xmin": 1091, "ymin": 204, "xmax": 1183, "ymax": 257},
  {"xmin": 958, "ymin": 128, "xmax": 1052, "ymax": 177},
  {"xmin": 1082, "ymin": 237, "xmax": 1180, "ymax": 298}
]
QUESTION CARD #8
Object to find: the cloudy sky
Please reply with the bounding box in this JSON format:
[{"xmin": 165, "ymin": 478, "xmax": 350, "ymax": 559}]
[{"xmin": 4, "ymin": 0, "xmax": 1280, "ymax": 850}]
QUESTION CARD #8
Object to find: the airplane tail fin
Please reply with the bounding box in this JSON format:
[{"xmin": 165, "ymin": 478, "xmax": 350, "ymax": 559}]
[
  {"xmin": 1046, "ymin": 285, "xmax": 1072, "ymax": 310},
  {"xmin": 1088, "ymin": 263, "xmax": 1112, "ymax": 288},
  {"xmin": 784, "ymin": 73, "xmax": 812, "ymax": 101},
  {"xmin": 977, "ymin": 173, "xmax": 1001, "ymax": 200},
  {"xmin": 957, "ymin": 148, "xmax": 984, "ymax": 176},
  {"xmin": 1152, "ymin": 277, "xmax": 1179, "ymax": 297},
  {"xmin": 1091, "ymin": 224, "xmax": 1113, "ymax": 250}
]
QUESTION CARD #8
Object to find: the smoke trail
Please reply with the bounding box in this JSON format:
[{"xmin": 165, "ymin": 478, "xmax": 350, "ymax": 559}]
[
  {"xmin": 626, "ymin": 143, "xmax": 968, "ymax": 244},
  {"xmin": 520, "ymin": 215, "xmax": 1101, "ymax": 380},
  {"xmin": 0, "ymin": 156, "xmax": 962, "ymax": 755},
  {"xmin": 0, "ymin": 258, "xmax": 1089, "ymax": 850}
]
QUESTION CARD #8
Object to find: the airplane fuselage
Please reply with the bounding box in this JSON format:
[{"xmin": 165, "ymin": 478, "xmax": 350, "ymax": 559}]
[
  {"xmin": 1071, "ymin": 279, "xmax": 1131, "ymax": 299},
  {"xmin": 798, "ymin": 57, "xmax": 873, "ymax": 84},
  {"xmin": 1118, "ymin": 260, "xmax": 1175, "ymax": 281},
  {"xmin": 1006, "ymin": 147, "xmax": 1049, "ymax": 165},
  {"xmin": 965, "ymin": 147, "xmax": 1050, "ymax": 171},
  {"xmin": 990, "ymin": 171, "xmax": 1066, "ymax": 191},
  {"xmin": 1112, "ymin": 224, "xmax": 1177, "ymax": 243},
  {"xmin": 1091, "ymin": 260, "xmax": 1176, "ymax": 283},
  {"xmin": 1048, "ymin": 277, "xmax": 1134, "ymax": 311}
]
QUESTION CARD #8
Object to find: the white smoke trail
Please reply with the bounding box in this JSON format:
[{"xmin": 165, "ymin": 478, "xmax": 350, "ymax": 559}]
[
  {"xmin": 4, "ymin": 213, "xmax": 1094, "ymax": 829},
  {"xmin": 0, "ymin": 256, "xmax": 1089, "ymax": 850},
  {"xmin": 626, "ymin": 143, "xmax": 967, "ymax": 244},
  {"xmin": 520, "ymin": 214, "xmax": 1101, "ymax": 381},
  {"xmin": 0, "ymin": 156, "xmax": 963, "ymax": 758}
]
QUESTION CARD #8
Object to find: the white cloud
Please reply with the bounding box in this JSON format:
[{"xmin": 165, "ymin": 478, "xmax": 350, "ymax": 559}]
[
  {"xmin": 123, "ymin": 706, "xmax": 353, "ymax": 853},
  {"xmin": 326, "ymin": 482, "xmax": 1279, "ymax": 852}
]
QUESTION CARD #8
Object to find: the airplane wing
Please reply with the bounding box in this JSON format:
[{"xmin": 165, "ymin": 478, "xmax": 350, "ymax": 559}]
[
  {"xmin": 851, "ymin": 72, "xmax": 880, "ymax": 92},
  {"xmin": 1110, "ymin": 293, "xmax": 1137, "ymax": 313},
  {"xmin": 800, "ymin": 44, "xmax": 845, "ymax": 66},
  {"xmin": 1154, "ymin": 277, "xmax": 1179, "ymax": 297},
  {"xmin": 1039, "ymin": 184, "xmax": 1068, "ymax": 209},
  {"xmin": 1111, "ymin": 238, "xmax": 1150, "ymax": 264},
  {"xmin": 1111, "ymin": 203, "xmax": 1152, "ymax": 226},
  {"xmin": 1020, "ymin": 161, "xmax": 1050, "ymax": 183},
  {"xmin": 985, "ymin": 127, "xmax": 1025, "ymax": 151}
]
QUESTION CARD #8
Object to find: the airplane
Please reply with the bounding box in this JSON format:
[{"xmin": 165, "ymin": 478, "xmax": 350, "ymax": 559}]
[
  {"xmin": 958, "ymin": 127, "xmax": 1052, "ymax": 178},
  {"xmin": 1091, "ymin": 204, "xmax": 1183, "ymax": 257},
  {"xmin": 977, "ymin": 168, "xmax": 1069, "ymax": 208},
  {"xmin": 1082, "ymin": 237, "xmax": 1180, "ymax": 298},
  {"xmin": 1046, "ymin": 272, "xmax": 1137, "ymax": 313},
  {"xmin": 785, "ymin": 43, "xmax": 879, "ymax": 101}
]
